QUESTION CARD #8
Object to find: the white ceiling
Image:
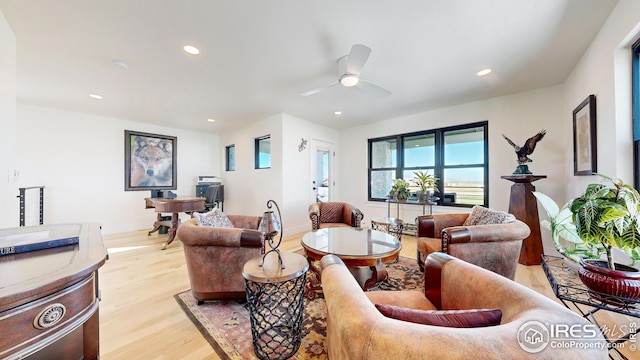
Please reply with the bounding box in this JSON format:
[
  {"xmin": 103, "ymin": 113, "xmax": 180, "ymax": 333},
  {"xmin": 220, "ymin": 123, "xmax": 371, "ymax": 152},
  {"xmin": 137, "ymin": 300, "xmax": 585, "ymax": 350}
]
[{"xmin": 0, "ymin": 0, "xmax": 618, "ymax": 134}]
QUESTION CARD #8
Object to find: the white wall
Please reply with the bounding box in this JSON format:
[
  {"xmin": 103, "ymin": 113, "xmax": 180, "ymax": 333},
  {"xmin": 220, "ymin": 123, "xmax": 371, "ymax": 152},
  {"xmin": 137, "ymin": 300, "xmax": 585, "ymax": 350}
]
[
  {"xmin": 282, "ymin": 114, "xmax": 339, "ymax": 234},
  {"xmin": 219, "ymin": 114, "xmax": 283, "ymax": 217},
  {"xmin": 16, "ymin": 104, "xmax": 220, "ymax": 234},
  {"xmin": 219, "ymin": 113, "xmax": 339, "ymax": 235},
  {"xmin": 563, "ymin": 0, "xmax": 640, "ymax": 203},
  {"xmin": 0, "ymin": 10, "xmax": 17, "ymax": 228}
]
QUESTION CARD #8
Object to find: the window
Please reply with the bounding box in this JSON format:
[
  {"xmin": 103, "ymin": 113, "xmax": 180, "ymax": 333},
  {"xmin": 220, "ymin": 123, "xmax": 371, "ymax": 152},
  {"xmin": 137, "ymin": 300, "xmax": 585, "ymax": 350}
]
[
  {"xmin": 633, "ymin": 39, "xmax": 640, "ymax": 189},
  {"xmin": 368, "ymin": 121, "xmax": 488, "ymax": 207},
  {"xmin": 225, "ymin": 145, "xmax": 235, "ymax": 171},
  {"xmin": 255, "ymin": 135, "xmax": 271, "ymax": 169}
]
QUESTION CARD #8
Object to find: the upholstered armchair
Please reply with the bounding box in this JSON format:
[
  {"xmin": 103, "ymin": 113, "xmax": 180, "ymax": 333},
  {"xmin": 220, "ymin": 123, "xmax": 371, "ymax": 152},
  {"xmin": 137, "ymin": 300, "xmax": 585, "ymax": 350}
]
[
  {"xmin": 308, "ymin": 202, "xmax": 364, "ymax": 230},
  {"xmin": 176, "ymin": 216, "xmax": 264, "ymax": 304},
  {"xmin": 416, "ymin": 206, "xmax": 530, "ymax": 280},
  {"xmin": 320, "ymin": 252, "xmax": 607, "ymax": 360}
]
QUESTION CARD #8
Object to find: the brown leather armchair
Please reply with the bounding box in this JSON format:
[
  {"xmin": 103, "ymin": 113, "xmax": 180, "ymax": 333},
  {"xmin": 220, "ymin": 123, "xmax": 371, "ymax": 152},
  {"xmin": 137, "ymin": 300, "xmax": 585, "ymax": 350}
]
[
  {"xmin": 308, "ymin": 202, "xmax": 364, "ymax": 230},
  {"xmin": 416, "ymin": 212, "xmax": 530, "ymax": 280},
  {"xmin": 319, "ymin": 252, "xmax": 607, "ymax": 359},
  {"xmin": 176, "ymin": 216, "xmax": 264, "ymax": 304}
]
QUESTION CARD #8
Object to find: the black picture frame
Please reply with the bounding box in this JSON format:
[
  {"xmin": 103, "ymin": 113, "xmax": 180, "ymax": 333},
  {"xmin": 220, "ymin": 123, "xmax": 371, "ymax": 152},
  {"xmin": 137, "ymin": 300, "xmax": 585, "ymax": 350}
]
[
  {"xmin": 573, "ymin": 95, "xmax": 597, "ymax": 176},
  {"xmin": 124, "ymin": 130, "xmax": 177, "ymax": 191}
]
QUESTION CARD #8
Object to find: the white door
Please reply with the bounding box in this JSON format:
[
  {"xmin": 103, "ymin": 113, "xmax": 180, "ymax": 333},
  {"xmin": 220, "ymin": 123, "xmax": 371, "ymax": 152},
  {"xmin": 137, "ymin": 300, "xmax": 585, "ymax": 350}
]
[{"xmin": 310, "ymin": 140, "xmax": 334, "ymax": 203}]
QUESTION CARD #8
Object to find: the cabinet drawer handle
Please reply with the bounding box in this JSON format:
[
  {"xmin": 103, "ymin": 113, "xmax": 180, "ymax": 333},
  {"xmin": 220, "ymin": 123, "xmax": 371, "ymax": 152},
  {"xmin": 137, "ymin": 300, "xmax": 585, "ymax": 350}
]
[{"xmin": 33, "ymin": 303, "xmax": 66, "ymax": 329}]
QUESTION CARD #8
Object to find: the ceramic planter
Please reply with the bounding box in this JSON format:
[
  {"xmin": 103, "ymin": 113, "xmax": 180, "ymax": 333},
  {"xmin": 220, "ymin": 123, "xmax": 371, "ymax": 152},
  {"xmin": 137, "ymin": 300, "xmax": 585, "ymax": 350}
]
[{"xmin": 578, "ymin": 259, "xmax": 640, "ymax": 302}]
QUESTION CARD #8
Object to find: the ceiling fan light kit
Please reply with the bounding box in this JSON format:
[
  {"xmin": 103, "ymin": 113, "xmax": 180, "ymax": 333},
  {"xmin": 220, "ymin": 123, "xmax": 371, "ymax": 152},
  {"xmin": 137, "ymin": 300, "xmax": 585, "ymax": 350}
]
[
  {"xmin": 339, "ymin": 74, "xmax": 359, "ymax": 87},
  {"xmin": 302, "ymin": 44, "xmax": 391, "ymax": 97}
]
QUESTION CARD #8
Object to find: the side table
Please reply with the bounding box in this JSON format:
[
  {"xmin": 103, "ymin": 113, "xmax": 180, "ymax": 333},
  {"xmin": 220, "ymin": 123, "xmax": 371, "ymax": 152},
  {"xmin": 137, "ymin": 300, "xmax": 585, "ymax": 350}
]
[
  {"xmin": 541, "ymin": 255, "xmax": 639, "ymax": 359},
  {"xmin": 371, "ymin": 217, "xmax": 404, "ymax": 242},
  {"xmin": 242, "ymin": 252, "xmax": 309, "ymax": 360}
]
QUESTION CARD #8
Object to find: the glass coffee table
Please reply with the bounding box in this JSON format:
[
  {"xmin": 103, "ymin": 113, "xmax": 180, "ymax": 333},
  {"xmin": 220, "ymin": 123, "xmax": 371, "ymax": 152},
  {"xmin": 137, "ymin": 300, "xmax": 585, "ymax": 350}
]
[{"xmin": 301, "ymin": 227, "xmax": 401, "ymax": 296}]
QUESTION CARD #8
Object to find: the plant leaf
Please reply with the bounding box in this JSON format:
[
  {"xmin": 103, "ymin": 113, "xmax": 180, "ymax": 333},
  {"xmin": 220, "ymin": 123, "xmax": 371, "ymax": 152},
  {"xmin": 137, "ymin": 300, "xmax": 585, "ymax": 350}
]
[{"xmin": 533, "ymin": 192, "xmax": 559, "ymax": 218}]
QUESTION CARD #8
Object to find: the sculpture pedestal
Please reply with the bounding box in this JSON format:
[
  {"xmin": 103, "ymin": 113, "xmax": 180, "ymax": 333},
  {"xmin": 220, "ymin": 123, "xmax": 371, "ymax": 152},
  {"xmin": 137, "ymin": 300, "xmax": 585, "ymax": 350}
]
[{"xmin": 501, "ymin": 175, "xmax": 547, "ymax": 265}]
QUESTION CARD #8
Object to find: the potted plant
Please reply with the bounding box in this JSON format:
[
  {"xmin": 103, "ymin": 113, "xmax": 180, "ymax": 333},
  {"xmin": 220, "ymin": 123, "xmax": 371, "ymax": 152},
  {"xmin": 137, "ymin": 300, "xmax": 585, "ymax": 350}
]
[
  {"xmin": 411, "ymin": 170, "xmax": 438, "ymax": 201},
  {"xmin": 534, "ymin": 174, "xmax": 640, "ymax": 301},
  {"xmin": 388, "ymin": 178, "xmax": 411, "ymax": 201}
]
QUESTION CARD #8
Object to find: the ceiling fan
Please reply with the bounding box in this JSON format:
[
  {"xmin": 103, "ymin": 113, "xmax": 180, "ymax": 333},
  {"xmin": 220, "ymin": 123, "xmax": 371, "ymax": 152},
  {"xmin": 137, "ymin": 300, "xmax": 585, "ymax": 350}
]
[{"xmin": 301, "ymin": 44, "xmax": 391, "ymax": 97}]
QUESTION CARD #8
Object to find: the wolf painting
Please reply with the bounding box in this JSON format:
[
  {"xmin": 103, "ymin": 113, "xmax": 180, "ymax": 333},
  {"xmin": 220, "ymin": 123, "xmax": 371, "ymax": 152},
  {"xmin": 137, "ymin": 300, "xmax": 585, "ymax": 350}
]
[{"xmin": 130, "ymin": 136, "xmax": 174, "ymax": 187}]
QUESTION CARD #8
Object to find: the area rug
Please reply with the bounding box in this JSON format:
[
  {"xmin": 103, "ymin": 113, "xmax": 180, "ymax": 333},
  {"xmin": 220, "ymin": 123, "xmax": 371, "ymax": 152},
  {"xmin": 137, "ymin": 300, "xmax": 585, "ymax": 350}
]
[{"xmin": 174, "ymin": 256, "xmax": 423, "ymax": 360}]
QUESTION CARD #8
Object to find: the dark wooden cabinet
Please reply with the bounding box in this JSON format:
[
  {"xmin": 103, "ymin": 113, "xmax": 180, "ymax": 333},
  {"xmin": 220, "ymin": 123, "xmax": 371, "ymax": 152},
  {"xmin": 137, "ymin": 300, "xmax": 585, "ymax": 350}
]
[{"xmin": 0, "ymin": 224, "xmax": 107, "ymax": 359}]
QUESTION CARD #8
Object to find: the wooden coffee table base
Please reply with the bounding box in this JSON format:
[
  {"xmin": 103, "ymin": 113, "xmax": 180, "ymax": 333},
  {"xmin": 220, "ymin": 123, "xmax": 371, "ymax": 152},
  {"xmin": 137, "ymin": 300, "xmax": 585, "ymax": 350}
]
[
  {"xmin": 303, "ymin": 250, "xmax": 398, "ymax": 298},
  {"xmin": 301, "ymin": 227, "xmax": 401, "ymax": 298}
]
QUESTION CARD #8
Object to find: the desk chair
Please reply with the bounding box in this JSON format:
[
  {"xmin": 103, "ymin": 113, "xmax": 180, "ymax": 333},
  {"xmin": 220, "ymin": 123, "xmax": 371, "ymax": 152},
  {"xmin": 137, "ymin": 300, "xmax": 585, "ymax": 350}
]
[{"xmin": 204, "ymin": 185, "xmax": 224, "ymax": 211}]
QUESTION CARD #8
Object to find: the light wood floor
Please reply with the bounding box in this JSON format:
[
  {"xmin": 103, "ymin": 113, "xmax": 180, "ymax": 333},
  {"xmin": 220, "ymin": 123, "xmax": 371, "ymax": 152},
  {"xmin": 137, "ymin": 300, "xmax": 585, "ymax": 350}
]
[{"xmin": 99, "ymin": 229, "xmax": 636, "ymax": 360}]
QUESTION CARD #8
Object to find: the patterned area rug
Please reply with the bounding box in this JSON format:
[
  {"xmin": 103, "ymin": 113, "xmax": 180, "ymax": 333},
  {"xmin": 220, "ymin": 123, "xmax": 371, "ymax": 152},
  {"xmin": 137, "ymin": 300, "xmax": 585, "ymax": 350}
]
[{"xmin": 174, "ymin": 256, "xmax": 423, "ymax": 360}]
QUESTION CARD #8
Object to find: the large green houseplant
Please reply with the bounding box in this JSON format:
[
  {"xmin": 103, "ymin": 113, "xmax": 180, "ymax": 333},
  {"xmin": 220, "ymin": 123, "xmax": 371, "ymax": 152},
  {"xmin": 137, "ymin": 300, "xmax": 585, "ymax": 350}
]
[
  {"xmin": 534, "ymin": 174, "xmax": 640, "ymax": 300},
  {"xmin": 569, "ymin": 175, "xmax": 640, "ymax": 269}
]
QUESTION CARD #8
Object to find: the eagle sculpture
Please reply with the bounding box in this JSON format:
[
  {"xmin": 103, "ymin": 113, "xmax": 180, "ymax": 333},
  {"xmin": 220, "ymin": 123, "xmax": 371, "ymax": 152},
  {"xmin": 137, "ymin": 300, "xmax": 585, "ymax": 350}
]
[{"xmin": 502, "ymin": 129, "xmax": 546, "ymax": 165}]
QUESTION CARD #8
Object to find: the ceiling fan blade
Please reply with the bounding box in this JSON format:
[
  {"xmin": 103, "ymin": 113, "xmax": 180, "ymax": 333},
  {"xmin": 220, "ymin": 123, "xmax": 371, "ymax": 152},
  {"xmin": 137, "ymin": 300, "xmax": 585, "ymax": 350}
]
[
  {"xmin": 346, "ymin": 44, "xmax": 371, "ymax": 75},
  {"xmin": 357, "ymin": 79, "xmax": 392, "ymax": 97},
  {"xmin": 301, "ymin": 81, "xmax": 339, "ymax": 96}
]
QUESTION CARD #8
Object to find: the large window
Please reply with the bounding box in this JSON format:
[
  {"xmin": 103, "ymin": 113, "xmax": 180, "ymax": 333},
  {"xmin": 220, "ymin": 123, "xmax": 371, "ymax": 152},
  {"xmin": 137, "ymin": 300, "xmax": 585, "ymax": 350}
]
[
  {"xmin": 633, "ymin": 39, "xmax": 640, "ymax": 189},
  {"xmin": 225, "ymin": 144, "xmax": 235, "ymax": 171},
  {"xmin": 368, "ymin": 121, "xmax": 488, "ymax": 207},
  {"xmin": 255, "ymin": 135, "xmax": 271, "ymax": 169}
]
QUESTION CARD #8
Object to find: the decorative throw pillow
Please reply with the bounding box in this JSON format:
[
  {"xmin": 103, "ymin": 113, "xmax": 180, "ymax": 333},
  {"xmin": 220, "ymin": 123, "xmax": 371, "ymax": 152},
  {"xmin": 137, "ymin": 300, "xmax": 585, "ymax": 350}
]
[
  {"xmin": 375, "ymin": 304, "xmax": 502, "ymax": 328},
  {"xmin": 463, "ymin": 205, "xmax": 515, "ymax": 226},
  {"xmin": 319, "ymin": 203, "xmax": 344, "ymax": 223},
  {"xmin": 194, "ymin": 208, "xmax": 234, "ymax": 228}
]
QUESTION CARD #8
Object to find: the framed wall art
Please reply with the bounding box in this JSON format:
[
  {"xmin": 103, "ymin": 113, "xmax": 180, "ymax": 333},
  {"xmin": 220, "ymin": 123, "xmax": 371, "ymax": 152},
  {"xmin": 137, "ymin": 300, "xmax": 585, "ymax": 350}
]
[
  {"xmin": 572, "ymin": 95, "xmax": 597, "ymax": 176},
  {"xmin": 124, "ymin": 130, "xmax": 177, "ymax": 191}
]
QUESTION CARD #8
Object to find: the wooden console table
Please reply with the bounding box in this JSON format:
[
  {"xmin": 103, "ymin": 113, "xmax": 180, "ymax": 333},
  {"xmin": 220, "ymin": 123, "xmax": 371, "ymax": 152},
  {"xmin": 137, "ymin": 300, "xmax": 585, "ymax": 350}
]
[
  {"xmin": 0, "ymin": 223, "xmax": 107, "ymax": 359},
  {"xmin": 501, "ymin": 174, "xmax": 546, "ymax": 265},
  {"xmin": 145, "ymin": 196, "xmax": 206, "ymax": 249}
]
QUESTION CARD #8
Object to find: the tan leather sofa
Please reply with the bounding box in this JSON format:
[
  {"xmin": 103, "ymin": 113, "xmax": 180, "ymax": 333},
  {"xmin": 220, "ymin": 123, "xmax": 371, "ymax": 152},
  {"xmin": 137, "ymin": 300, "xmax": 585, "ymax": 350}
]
[
  {"xmin": 320, "ymin": 252, "xmax": 607, "ymax": 360},
  {"xmin": 308, "ymin": 201, "xmax": 363, "ymax": 230},
  {"xmin": 416, "ymin": 212, "xmax": 530, "ymax": 279},
  {"xmin": 176, "ymin": 216, "xmax": 264, "ymax": 304}
]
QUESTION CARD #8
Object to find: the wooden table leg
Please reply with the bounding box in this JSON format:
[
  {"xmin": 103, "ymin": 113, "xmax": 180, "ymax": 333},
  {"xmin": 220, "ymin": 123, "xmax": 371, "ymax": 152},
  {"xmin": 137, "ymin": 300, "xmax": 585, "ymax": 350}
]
[
  {"xmin": 161, "ymin": 212, "xmax": 180, "ymax": 250},
  {"xmin": 363, "ymin": 262, "xmax": 388, "ymax": 291},
  {"xmin": 305, "ymin": 257, "xmax": 322, "ymax": 299},
  {"xmin": 148, "ymin": 213, "xmax": 164, "ymax": 236}
]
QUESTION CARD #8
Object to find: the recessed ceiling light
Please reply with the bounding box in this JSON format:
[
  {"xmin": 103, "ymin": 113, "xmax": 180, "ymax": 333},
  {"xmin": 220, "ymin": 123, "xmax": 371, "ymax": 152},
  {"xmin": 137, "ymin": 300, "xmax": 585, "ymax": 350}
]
[
  {"xmin": 207, "ymin": 118, "xmax": 216, "ymax": 122},
  {"xmin": 89, "ymin": 94, "xmax": 103, "ymax": 100},
  {"xmin": 476, "ymin": 68, "xmax": 492, "ymax": 76},
  {"xmin": 184, "ymin": 45, "xmax": 200, "ymax": 55},
  {"xmin": 334, "ymin": 111, "xmax": 342, "ymax": 115}
]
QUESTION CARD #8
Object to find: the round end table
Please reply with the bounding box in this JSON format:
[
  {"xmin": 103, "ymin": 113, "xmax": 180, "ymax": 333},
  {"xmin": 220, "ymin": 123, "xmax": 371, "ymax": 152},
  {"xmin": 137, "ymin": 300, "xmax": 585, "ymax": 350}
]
[{"xmin": 242, "ymin": 252, "xmax": 309, "ymax": 360}]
